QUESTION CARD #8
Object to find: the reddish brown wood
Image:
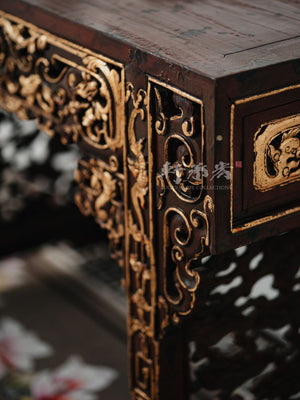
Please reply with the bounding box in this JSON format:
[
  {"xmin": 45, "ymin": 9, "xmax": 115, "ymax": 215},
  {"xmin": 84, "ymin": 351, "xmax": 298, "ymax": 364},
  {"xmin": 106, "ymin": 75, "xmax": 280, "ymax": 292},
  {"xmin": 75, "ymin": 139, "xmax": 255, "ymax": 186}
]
[{"xmin": 1, "ymin": 0, "xmax": 300, "ymax": 78}]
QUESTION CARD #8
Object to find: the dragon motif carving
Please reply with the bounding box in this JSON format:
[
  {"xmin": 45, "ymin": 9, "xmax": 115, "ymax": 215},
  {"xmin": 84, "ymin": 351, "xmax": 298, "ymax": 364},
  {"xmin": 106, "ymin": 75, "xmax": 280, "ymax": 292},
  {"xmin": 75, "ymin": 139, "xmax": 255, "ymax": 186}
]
[{"xmin": 254, "ymin": 114, "xmax": 300, "ymax": 191}]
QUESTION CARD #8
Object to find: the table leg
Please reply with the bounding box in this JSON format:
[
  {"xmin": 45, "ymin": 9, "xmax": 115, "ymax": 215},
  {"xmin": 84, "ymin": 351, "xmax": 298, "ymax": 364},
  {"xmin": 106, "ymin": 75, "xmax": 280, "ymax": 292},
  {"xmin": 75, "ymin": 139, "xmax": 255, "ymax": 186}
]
[{"xmin": 122, "ymin": 83, "xmax": 214, "ymax": 399}]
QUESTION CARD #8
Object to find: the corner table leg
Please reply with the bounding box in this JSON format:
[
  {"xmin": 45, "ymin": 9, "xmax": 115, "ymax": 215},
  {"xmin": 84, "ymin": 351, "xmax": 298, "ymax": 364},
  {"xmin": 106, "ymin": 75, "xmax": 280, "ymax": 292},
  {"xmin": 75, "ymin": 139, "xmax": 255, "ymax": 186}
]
[{"xmin": 123, "ymin": 81, "xmax": 214, "ymax": 400}]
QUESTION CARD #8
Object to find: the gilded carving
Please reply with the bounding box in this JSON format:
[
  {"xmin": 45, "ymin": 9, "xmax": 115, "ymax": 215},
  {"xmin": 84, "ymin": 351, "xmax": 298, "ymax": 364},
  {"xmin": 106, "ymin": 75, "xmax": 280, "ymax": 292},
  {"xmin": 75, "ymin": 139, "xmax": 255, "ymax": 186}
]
[
  {"xmin": 124, "ymin": 80, "xmax": 212, "ymax": 399},
  {"xmin": 126, "ymin": 82, "xmax": 158, "ymax": 400},
  {"xmin": 0, "ymin": 11, "xmax": 126, "ymax": 265},
  {"xmin": 254, "ymin": 114, "xmax": 300, "ymax": 191},
  {"xmin": 0, "ymin": 12, "xmax": 125, "ymax": 149},
  {"xmin": 163, "ymin": 196, "xmax": 214, "ymax": 322},
  {"xmin": 231, "ymin": 90, "xmax": 300, "ymax": 233},
  {"xmin": 126, "ymin": 83, "xmax": 152, "ymax": 327},
  {"xmin": 125, "ymin": 79, "xmax": 213, "ymax": 399},
  {"xmin": 150, "ymin": 78, "xmax": 210, "ymax": 324},
  {"xmin": 154, "ymin": 87, "xmax": 167, "ymax": 135},
  {"xmin": 75, "ymin": 157, "xmax": 125, "ymax": 267},
  {"xmin": 126, "ymin": 83, "xmax": 150, "ymax": 252},
  {"xmin": 152, "ymin": 81, "xmax": 204, "ymax": 203}
]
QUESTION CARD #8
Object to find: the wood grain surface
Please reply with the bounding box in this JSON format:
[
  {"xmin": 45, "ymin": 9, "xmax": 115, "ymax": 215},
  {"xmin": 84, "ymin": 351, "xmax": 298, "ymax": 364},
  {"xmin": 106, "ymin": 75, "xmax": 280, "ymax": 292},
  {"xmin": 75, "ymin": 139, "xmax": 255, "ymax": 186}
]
[{"xmin": 1, "ymin": 0, "xmax": 300, "ymax": 78}]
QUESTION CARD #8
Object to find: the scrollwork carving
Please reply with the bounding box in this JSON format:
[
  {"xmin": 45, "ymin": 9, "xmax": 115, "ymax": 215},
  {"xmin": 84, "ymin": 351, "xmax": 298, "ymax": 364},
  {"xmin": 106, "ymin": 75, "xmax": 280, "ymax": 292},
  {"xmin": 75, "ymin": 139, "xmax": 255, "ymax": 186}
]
[
  {"xmin": 152, "ymin": 81, "xmax": 204, "ymax": 203},
  {"xmin": 164, "ymin": 134, "xmax": 203, "ymax": 202},
  {"xmin": 163, "ymin": 196, "xmax": 214, "ymax": 323},
  {"xmin": 150, "ymin": 78, "xmax": 211, "ymax": 328}
]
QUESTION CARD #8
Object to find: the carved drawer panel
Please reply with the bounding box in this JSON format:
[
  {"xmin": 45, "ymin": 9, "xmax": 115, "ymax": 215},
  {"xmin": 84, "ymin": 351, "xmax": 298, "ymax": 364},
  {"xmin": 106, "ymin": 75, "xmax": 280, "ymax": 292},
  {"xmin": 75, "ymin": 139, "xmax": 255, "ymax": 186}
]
[
  {"xmin": 230, "ymin": 84, "xmax": 300, "ymax": 235},
  {"xmin": 253, "ymin": 114, "xmax": 300, "ymax": 191}
]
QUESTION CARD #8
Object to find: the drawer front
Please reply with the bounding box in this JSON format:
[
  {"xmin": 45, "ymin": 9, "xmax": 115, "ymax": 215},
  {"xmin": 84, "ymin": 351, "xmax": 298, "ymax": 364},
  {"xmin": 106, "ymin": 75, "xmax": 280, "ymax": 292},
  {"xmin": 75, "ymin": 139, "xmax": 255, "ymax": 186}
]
[{"xmin": 230, "ymin": 84, "xmax": 300, "ymax": 233}]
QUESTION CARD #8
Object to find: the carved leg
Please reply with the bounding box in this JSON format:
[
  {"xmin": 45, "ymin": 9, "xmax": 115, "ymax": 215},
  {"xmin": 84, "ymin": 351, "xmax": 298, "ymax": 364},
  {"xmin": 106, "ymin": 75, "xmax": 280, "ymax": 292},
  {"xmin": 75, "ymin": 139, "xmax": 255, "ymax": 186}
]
[{"xmin": 124, "ymin": 80, "xmax": 214, "ymax": 399}]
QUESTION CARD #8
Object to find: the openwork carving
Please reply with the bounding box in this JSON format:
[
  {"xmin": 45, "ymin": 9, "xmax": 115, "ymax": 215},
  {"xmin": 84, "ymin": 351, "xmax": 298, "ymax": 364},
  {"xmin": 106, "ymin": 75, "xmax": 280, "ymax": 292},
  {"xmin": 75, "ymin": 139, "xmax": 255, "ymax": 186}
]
[
  {"xmin": 75, "ymin": 157, "xmax": 124, "ymax": 267},
  {"xmin": 254, "ymin": 114, "xmax": 300, "ymax": 191},
  {"xmin": 153, "ymin": 81, "xmax": 204, "ymax": 203},
  {"xmin": 163, "ymin": 196, "xmax": 214, "ymax": 323},
  {"xmin": 126, "ymin": 82, "xmax": 153, "ymax": 333},
  {"xmin": 125, "ymin": 79, "xmax": 213, "ymax": 399},
  {"xmin": 0, "ymin": 12, "xmax": 125, "ymax": 150},
  {"xmin": 150, "ymin": 78, "xmax": 210, "ymax": 327},
  {"xmin": 126, "ymin": 83, "xmax": 151, "ymax": 256}
]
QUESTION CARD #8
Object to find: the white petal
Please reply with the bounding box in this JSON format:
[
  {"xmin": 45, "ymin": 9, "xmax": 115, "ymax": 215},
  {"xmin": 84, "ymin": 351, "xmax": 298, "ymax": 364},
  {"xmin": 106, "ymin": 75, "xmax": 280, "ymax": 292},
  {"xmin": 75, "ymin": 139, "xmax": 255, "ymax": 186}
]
[
  {"xmin": 54, "ymin": 356, "xmax": 118, "ymax": 392},
  {"xmin": 0, "ymin": 317, "xmax": 52, "ymax": 372},
  {"xmin": 31, "ymin": 371, "xmax": 58, "ymax": 397},
  {"xmin": 1, "ymin": 317, "xmax": 23, "ymax": 338},
  {"xmin": 23, "ymin": 333, "xmax": 53, "ymax": 358}
]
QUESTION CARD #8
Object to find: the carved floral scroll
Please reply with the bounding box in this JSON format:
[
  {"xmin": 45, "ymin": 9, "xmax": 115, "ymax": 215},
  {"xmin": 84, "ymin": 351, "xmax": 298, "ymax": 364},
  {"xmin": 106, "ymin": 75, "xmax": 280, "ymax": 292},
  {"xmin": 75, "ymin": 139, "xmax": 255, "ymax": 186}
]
[
  {"xmin": 0, "ymin": 11, "xmax": 126, "ymax": 265},
  {"xmin": 0, "ymin": 12, "xmax": 125, "ymax": 150}
]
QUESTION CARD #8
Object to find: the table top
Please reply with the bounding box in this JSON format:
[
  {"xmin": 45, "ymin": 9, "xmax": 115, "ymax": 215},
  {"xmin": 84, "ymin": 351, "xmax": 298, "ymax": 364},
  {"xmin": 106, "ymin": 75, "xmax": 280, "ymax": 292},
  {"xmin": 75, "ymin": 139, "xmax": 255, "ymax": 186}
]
[{"xmin": 1, "ymin": 0, "xmax": 300, "ymax": 79}]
